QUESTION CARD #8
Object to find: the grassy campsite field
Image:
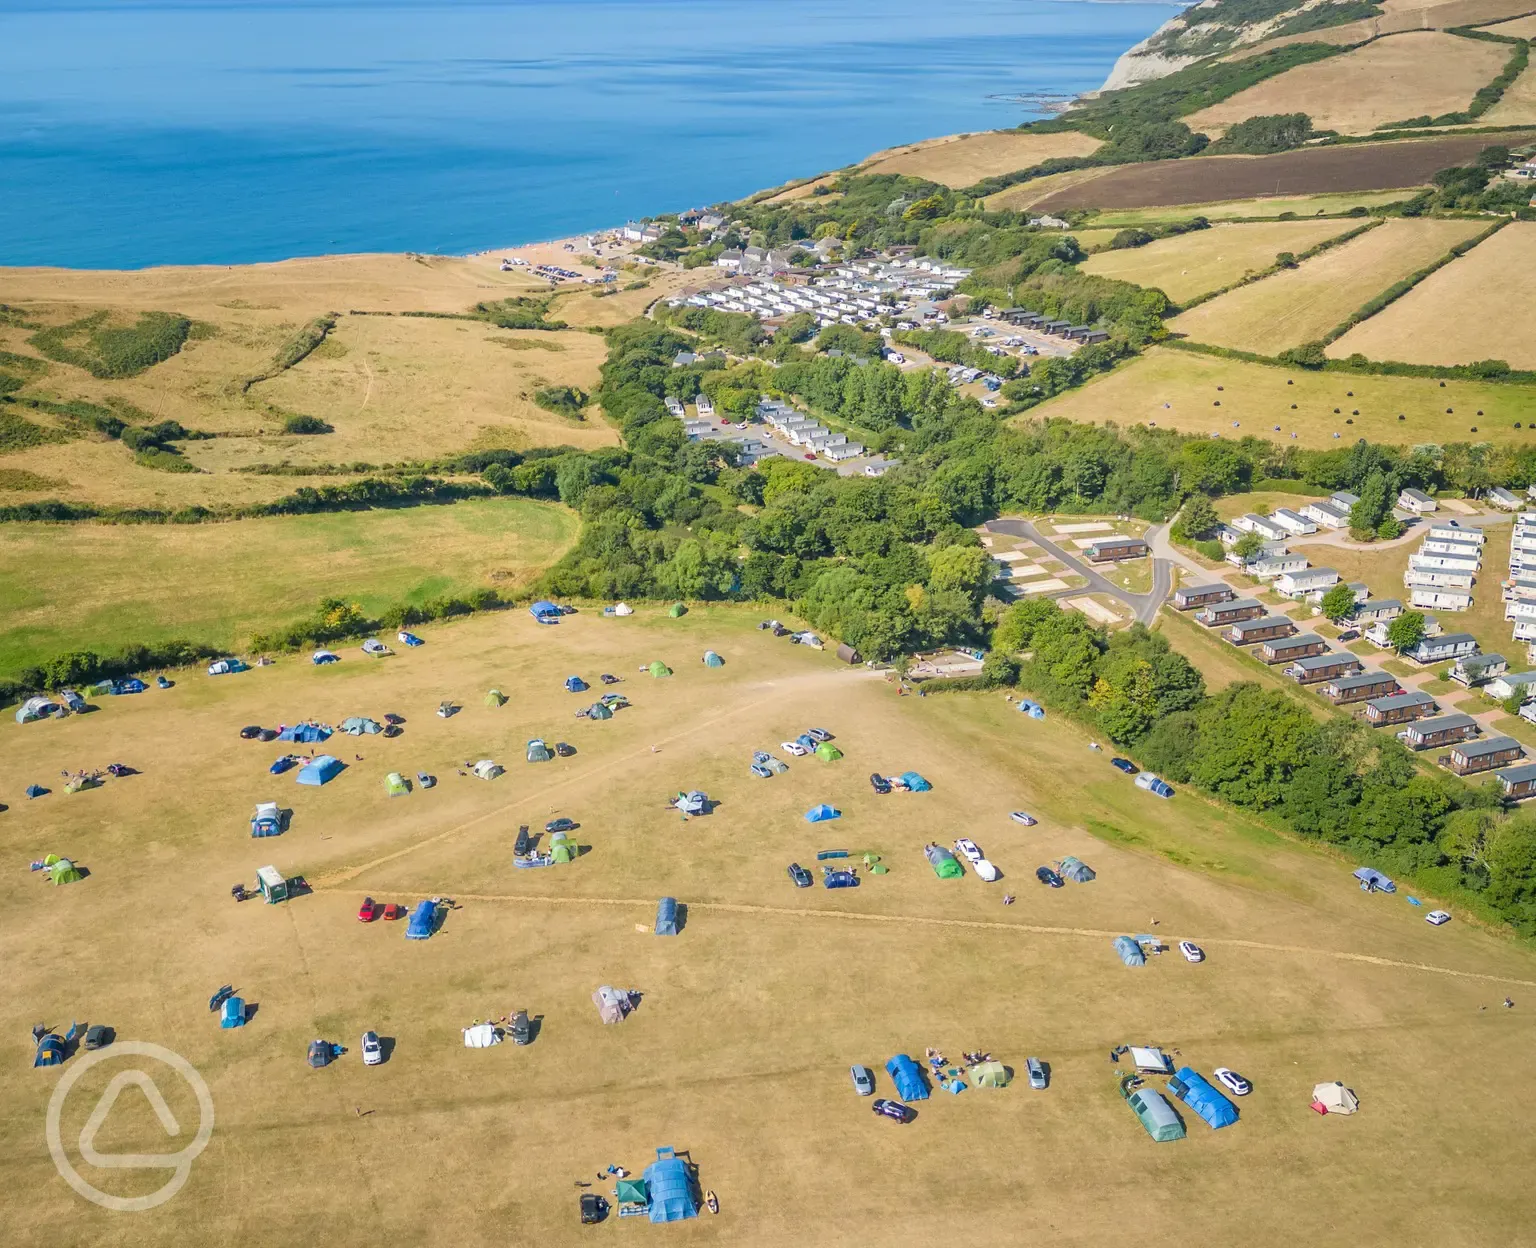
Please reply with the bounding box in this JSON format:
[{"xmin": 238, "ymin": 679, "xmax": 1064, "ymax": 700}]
[
  {"xmin": 0, "ymin": 498, "xmax": 578, "ymax": 676},
  {"xmin": 6, "ymin": 605, "xmax": 1536, "ymax": 1247},
  {"xmin": 1024, "ymin": 345, "xmax": 1536, "ymax": 448}
]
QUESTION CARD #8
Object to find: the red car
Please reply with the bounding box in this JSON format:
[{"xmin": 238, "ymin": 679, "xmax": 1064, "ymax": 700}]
[
  {"xmin": 358, "ymin": 897, "xmax": 381, "ymax": 922},
  {"xmin": 381, "ymin": 903, "xmax": 406, "ymax": 921}
]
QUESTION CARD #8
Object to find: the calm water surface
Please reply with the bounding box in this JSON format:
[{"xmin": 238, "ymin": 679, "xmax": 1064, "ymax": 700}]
[{"xmin": 0, "ymin": 0, "xmax": 1175, "ymax": 267}]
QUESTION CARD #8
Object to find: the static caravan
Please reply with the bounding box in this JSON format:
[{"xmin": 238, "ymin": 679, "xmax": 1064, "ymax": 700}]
[
  {"xmin": 1197, "ymin": 598, "xmax": 1264, "ymax": 627},
  {"xmin": 1398, "ymin": 488, "xmax": 1437, "ymax": 513},
  {"xmin": 1302, "ymin": 500, "xmax": 1350, "ymax": 529},
  {"xmin": 1426, "ymin": 521, "xmax": 1484, "ymax": 546},
  {"xmin": 1275, "ymin": 568, "xmax": 1339, "ymax": 600},
  {"xmin": 1247, "ymin": 554, "xmax": 1309, "ymax": 581},
  {"xmin": 1270, "ymin": 508, "xmax": 1316, "ymax": 536},
  {"xmin": 1496, "ymin": 762, "xmax": 1536, "ymax": 800},
  {"xmin": 1354, "ymin": 598, "xmax": 1402, "ymax": 624},
  {"xmin": 1405, "ymin": 569, "xmax": 1475, "ymax": 590},
  {"xmin": 1448, "ymin": 736, "xmax": 1524, "ymax": 776},
  {"xmin": 1288, "ymin": 652, "xmax": 1363, "ymax": 684},
  {"xmin": 1084, "ymin": 537, "xmax": 1149, "ymax": 563},
  {"xmin": 1399, "ymin": 713, "xmax": 1478, "ymax": 751},
  {"xmin": 1172, "ymin": 584, "xmax": 1233, "ymax": 611},
  {"xmin": 1324, "ymin": 670, "xmax": 1402, "ymax": 704},
  {"xmin": 1410, "ymin": 587, "xmax": 1473, "ymax": 612},
  {"xmin": 1260, "ymin": 633, "xmax": 1327, "ymax": 665},
  {"xmin": 1410, "ymin": 553, "xmax": 1480, "ymax": 574},
  {"xmin": 1484, "ymin": 671, "xmax": 1536, "ymax": 703},
  {"xmin": 1404, "ymin": 633, "xmax": 1478, "ymax": 664},
  {"xmin": 1450, "ymin": 652, "xmax": 1508, "ymax": 686},
  {"xmin": 1364, "ymin": 690, "xmax": 1438, "ymax": 726},
  {"xmin": 1226, "ymin": 616, "xmax": 1296, "ymax": 646}
]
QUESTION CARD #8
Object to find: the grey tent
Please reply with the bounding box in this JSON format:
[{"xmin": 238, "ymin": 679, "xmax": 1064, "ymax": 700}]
[
  {"xmin": 1059, "ymin": 856, "xmax": 1095, "ymax": 883},
  {"xmin": 655, "ymin": 897, "xmax": 679, "ymax": 935},
  {"xmin": 1113, "ymin": 936, "xmax": 1145, "ymax": 967},
  {"xmin": 1128, "ymin": 1087, "xmax": 1186, "ymax": 1142},
  {"xmin": 587, "ymin": 701, "xmax": 613, "ymax": 721},
  {"xmin": 703, "ymin": 650, "xmax": 724, "ymax": 668},
  {"xmin": 593, "ymin": 985, "xmax": 634, "ymax": 1025}
]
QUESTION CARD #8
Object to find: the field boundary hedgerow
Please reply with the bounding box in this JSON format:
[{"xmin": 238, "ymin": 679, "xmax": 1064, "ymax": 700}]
[{"xmin": 1171, "ymin": 218, "xmax": 1382, "ymax": 313}]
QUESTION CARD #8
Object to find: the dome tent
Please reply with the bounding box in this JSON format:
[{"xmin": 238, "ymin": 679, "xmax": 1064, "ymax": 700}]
[
  {"xmin": 668, "ymin": 602, "xmax": 687, "ymax": 618},
  {"xmin": 815, "ymin": 742, "xmax": 843, "ymax": 762},
  {"xmin": 48, "ymin": 857, "xmax": 83, "ymax": 885},
  {"xmin": 485, "ymin": 689, "xmax": 507, "ymax": 707},
  {"xmin": 385, "ymin": 772, "xmax": 410, "ymax": 797},
  {"xmin": 296, "ymin": 755, "xmax": 345, "ymax": 786},
  {"xmin": 648, "ymin": 661, "xmax": 673, "ymax": 678},
  {"xmin": 702, "ymin": 650, "xmax": 724, "ymax": 668},
  {"xmin": 564, "ymin": 675, "xmax": 589, "ymax": 693},
  {"xmin": 805, "ymin": 804, "xmax": 840, "ymax": 823},
  {"xmin": 587, "ymin": 701, "xmax": 613, "ymax": 720}
]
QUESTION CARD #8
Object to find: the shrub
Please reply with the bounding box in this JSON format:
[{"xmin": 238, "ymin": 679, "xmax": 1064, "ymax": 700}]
[
  {"xmin": 532, "ymin": 386, "xmax": 589, "ymax": 417},
  {"xmin": 32, "ymin": 311, "xmax": 192, "ymax": 378},
  {"xmin": 283, "ymin": 413, "xmax": 333, "ymax": 435}
]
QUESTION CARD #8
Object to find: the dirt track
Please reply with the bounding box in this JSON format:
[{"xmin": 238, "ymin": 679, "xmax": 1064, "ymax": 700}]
[{"xmin": 1032, "ymin": 132, "xmax": 1536, "ymax": 211}]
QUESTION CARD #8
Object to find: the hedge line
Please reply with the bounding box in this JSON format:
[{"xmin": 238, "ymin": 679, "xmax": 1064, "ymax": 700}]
[
  {"xmin": 1162, "ymin": 335, "xmax": 1536, "ymax": 384},
  {"xmin": 1171, "ymin": 218, "xmax": 1382, "ymax": 314}
]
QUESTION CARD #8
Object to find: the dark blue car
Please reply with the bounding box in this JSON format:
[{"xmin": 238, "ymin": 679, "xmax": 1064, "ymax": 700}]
[{"xmin": 787, "ymin": 863, "xmax": 813, "ymax": 888}]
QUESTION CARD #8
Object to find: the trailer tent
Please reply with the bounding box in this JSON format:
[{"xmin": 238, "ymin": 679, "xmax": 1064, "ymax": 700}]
[
  {"xmin": 805, "ymin": 804, "xmax": 840, "ymax": 822},
  {"xmin": 644, "ymin": 1148, "xmax": 698, "ymax": 1224},
  {"xmin": 649, "ymin": 660, "xmax": 673, "ymax": 678},
  {"xmin": 564, "ymin": 675, "xmax": 588, "ymax": 692},
  {"xmin": 703, "ymin": 650, "xmax": 724, "ymax": 668},
  {"xmin": 655, "ymin": 897, "xmax": 680, "ymax": 935},
  {"xmin": 1170, "ymin": 1067, "xmax": 1238, "ymax": 1129},
  {"xmin": 296, "ymin": 755, "xmax": 345, "ymax": 786},
  {"xmin": 885, "ymin": 1054, "xmax": 929, "ymax": 1101},
  {"xmin": 1113, "ymin": 936, "xmax": 1146, "ymax": 967},
  {"xmin": 1059, "ymin": 856, "xmax": 1095, "ymax": 883},
  {"xmin": 815, "ymin": 742, "xmax": 843, "ymax": 762},
  {"xmin": 1128, "ymin": 1088, "xmax": 1186, "ymax": 1142},
  {"xmin": 405, "ymin": 900, "xmax": 438, "ymax": 939}
]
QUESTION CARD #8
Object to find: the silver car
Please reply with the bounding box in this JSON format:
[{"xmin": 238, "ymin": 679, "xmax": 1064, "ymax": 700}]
[
  {"xmin": 361, "ymin": 1030, "xmax": 383, "ymax": 1066},
  {"xmin": 1026, "ymin": 1057, "xmax": 1047, "ymax": 1090},
  {"xmin": 850, "ymin": 1064, "xmax": 875, "ymax": 1096}
]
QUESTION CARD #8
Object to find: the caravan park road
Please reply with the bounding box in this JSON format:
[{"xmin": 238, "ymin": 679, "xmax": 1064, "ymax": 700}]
[{"xmin": 985, "ymin": 519, "xmax": 1173, "ymax": 623}]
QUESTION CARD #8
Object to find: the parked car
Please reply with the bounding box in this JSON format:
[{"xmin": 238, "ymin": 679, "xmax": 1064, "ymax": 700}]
[
  {"xmin": 1010, "ymin": 811, "xmax": 1037, "ymax": 826},
  {"xmin": 554, "ymin": 742, "xmax": 576, "ymax": 758},
  {"xmin": 358, "ymin": 897, "xmax": 381, "ymax": 923},
  {"xmin": 871, "ymin": 1098, "xmax": 915, "ymax": 1123},
  {"xmin": 545, "ymin": 817, "xmax": 578, "ymax": 834},
  {"xmin": 974, "ymin": 859, "xmax": 1000, "ymax": 882},
  {"xmin": 787, "ymin": 863, "xmax": 813, "ymax": 888},
  {"xmin": 806, "ymin": 728, "xmax": 833, "ymax": 743},
  {"xmin": 580, "ymin": 1192, "xmax": 609, "ymax": 1225},
  {"xmin": 954, "ymin": 837, "xmax": 984, "ymax": 865},
  {"xmin": 1426, "ymin": 909, "xmax": 1452, "ymax": 926},
  {"xmin": 514, "ymin": 826, "xmax": 532, "ymax": 856},
  {"xmin": 1110, "ymin": 757, "xmax": 1138, "ymax": 775},
  {"xmin": 599, "ymin": 673, "xmax": 621, "ymax": 685},
  {"xmin": 1337, "ymin": 628, "xmax": 1360, "ymax": 642},
  {"xmin": 1179, "ymin": 940, "xmax": 1205, "ymax": 963},
  {"xmin": 869, "ymin": 773, "xmax": 892, "ymax": 795},
  {"xmin": 83, "ymin": 1024, "xmax": 112, "ymax": 1051},
  {"xmin": 781, "ymin": 741, "xmax": 809, "ymax": 757},
  {"xmin": 1213, "ymin": 1067, "xmax": 1251, "ymax": 1096},
  {"xmin": 511, "ymin": 1010, "xmax": 531, "ymax": 1045},
  {"xmin": 850, "ymin": 1065, "xmax": 875, "ymax": 1096},
  {"xmin": 361, "ymin": 1031, "xmax": 383, "ymax": 1066},
  {"xmin": 1036, "ymin": 866, "xmax": 1064, "ymax": 888},
  {"xmin": 381, "ymin": 903, "xmax": 405, "ymax": 921},
  {"xmin": 1026, "ymin": 1057, "xmax": 1047, "ymax": 1090}
]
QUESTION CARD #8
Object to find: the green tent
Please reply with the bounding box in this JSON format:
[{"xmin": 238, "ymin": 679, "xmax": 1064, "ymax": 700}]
[
  {"xmin": 385, "ymin": 772, "xmax": 410, "ymax": 797},
  {"xmin": 550, "ymin": 834, "xmax": 576, "ymax": 864},
  {"xmin": 815, "ymin": 742, "xmax": 843, "ymax": 762},
  {"xmin": 703, "ymin": 650, "xmax": 724, "ymax": 667},
  {"xmin": 485, "ymin": 689, "xmax": 507, "ymax": 707},
  {"xmin": 1129, "ymin": 1088, "xmax": 1186, "ymax": 1142},
  {"xmin": 587, "ymin": 701, "xmax": 613, "ymax": 720},
  {"xmin": 616, "ymin": 1177, "xmax": 649, "ymax": 1206},
  {"xmin": 649, "ymin": 661, "xmax": 672, "ymax": 678},
  {"xmin": 48, "ymin": 858, "xmax": 83, "ymax": 885},
  {"xmin": 935, "ymin": 857, "xmax": 962, "ymax": 879},
  {"xmin": 972, "ymin": 1060, "xmax": 1010, "ymax": 1088},
  {"xmin": 668, "ymin": 603, "xmax": 687, "ymax": 618}
]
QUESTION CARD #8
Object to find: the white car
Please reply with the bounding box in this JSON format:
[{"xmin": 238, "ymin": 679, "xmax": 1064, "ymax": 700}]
[
  {"xmin": 1213, "ymin": 1067, "xmax": 1250, "ymax": 1096},
  {"xmin": 1178, "ymin": 940, "xmax": 1205, "ymax": 963},
  {"xmin": 1426, "ymin": 910, "xmax": 1451, "ymax": 926},
  {"xmin": 780, "ymin": 741, "xmax": 809, "ymax": 757},
  {"xmin": 974, "ymin": 859, "xmax": 1000, "ymax": 882},
  {"xmin": 361, "ymin": 1030, "xmax": 383, "ymax": 1066},
  {"xmin": 1010, "ymin": 811, "xmax": 1038, "ymax": 827},
  {"xmin": 953, "ymin": 837, "xmax": 984, "ymax": 865}
]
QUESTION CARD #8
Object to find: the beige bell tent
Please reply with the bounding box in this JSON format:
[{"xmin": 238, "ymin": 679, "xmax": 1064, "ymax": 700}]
[
  {"xmin": 472, "ymin": 759, "xmax": 504, "ymax": 780},
  {"xmin": 612, "ymin": 602, "xmax": 633, "ymax": 616},
  {"xmin": 1311, "ymin": 1082, "xmax": 1359, "ymax": 1115}
]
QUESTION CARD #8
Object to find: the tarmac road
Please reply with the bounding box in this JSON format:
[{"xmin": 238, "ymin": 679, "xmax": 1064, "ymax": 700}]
[{"xmin": 985, "ymin": 519, "xmax": 1172, "ymax": 624}]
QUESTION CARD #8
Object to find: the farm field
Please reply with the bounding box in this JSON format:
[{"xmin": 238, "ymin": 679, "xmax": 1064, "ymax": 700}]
[
  {"xmin": 1025, "ymin": 345, "xmax": 1536, "ymax": 447},
  {"xmin": 1328, "ymin": 224, "xmax": 1536, "ymax": 367},
  {"xmin": 1078, "ymin": 221, "xmax": 1360, "ymax": 304},
  {"xmin": 1483, "ymin": 12, "xmax": 1536, "ymax": 36},
  {"xmin": 1079, "ymin": 190, "xmax": 1421, "ymax": 227},
  {"xmin": 983, "ymin": 164, "xmax": 1121, "ymax": 211},
  {"xmin": 1167, "ymin": 218, "xmax": 1487, "ymax": 353},
  {"xmin": 858, "ymin": 129, "xmax": 1102, "ymax": 187},
  {"xmin": 1229, "ymin": 0, "xmax": 1536, "ymax": 60},
  {"xmin": 6, "ymin": 606, "xmax": 1536, "ymax": 1247},
  {"xmin": 1187, "ymin": 32, "xmax": 1511, "ymax": 136},
  {"xmin": 1481, "ymin": 53, "xmax": 1536, "ymax": 124},
  {"xmin": 0, "ymin": 497, "xmax": 577, "ymax": 677},
  {"xmin": 1026, "ymin": 133, "xmax": 1535, "ymax": 212}
]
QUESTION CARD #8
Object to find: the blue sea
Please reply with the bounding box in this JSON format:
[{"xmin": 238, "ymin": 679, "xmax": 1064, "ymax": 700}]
[{"xmin": 0, "ymin": 0, "xmax": 1176, "ymax": 268}]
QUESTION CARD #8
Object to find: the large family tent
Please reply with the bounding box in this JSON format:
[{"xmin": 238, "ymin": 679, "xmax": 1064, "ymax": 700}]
[
  {"xmin": 702, "ymin": 650, "xmax": 724, "ymax": 668},
  {"xmin": 529, "ymin": 600, "xmax": 562, "ymax": 624},
  {"xmin": 405, "ymin": 900, "xmax": 438, "ymax": 939},
  {"xmin": 340, "ymin": 716, "xmax": 382, "ymax": 736},
  {"xmin": 674, "ymin": 790, "xmax": 709, "ymax": 815},
  {"xmin": 925, "ymin": 844, "xmax": 963, "ymax": 879},
  {"xmin": 385, "ymin": 772, "xmax": 410, "ymax": 797},
  {"xmin": 972, "ymin": 1060, "xmax": 1011, "ymax": 1088},
  {"xmin": 1170, "ymin": 1067, "xmax": 1238, "ymax": 1130},
  {"xmin": 311, "ymin": 650, "xmax": 340, "ymax": 665},
  {"xmin": 668, "ymin": 603, "xmax": 687, "ymax": 618},
  {"xmin": 472, "ymin": 759, "xmax": 504, "ymax": 780},
  {"xmin": 586, "ymin": 701, "xmax": 613, "ymax": 721},
  {"xmin": 48, "ymin": 857, "xmax": 83, "ymax": 885},
  {"xmin": 526, "ymin": 739, "xmax": 552, "ymax": 763},
  {"xmin": 33, "ymin": 1034, "xmax": 66, "ymax": 1067},
  {"xmin": 220, "ymin": 996, "xmax": 246, "ymax": 1028},
  {"xmin": 564, "ymin": 675, "xmax": 589, "ymax": 693},
  {"xmin": 207, "ymin": 659, "xmax": 248, "ymax": 676},
  {"xmin": 296, "ymin": 755, "xmax": 345, "ymax": 786},
  {"xmin": 16, "ymin": 696, "xmax": 60, "ymax": 724},
  {"xmin": 655, "ymin": 896, "xmax": 680, "ymax": 936},
  {"xmin": 1059, "ymin": 857, "xmax": 1096, "ymax": 883},
  {"xmin": 111, "ymin": 678, "xmax": 146, "ymax": 695},
  {"xmin": 648, "ymin": 660, "xmax": 673, "ymax": 678},
  {"xmin": 814, "ymin": 742, "xmax": 843, "ymax": 762},
  {"xmin": 805, "ymin": 803, "xmax": 840, "ymax": 823},
  {"xmin": 1312, "ymin": 1082, "xmax": 1359, "ymax": 1115},
  {"xmin": 251, "ymin": 802, "xmax": 283, "ymax": 837},
  {"xmin": 463, "ymin": 1023, "xmax": 502, "ymax": 1048},
  {"xmin": 643, "ymin": 1148, "xmax": 698, "ymax": 1224},
  {"xmin": 549, "ymin": 832, "xmax": 576, "ymax": 863},
  {"xmin": 593, "ymin": 985, "xmax": 635, "ymax": 1025},
  {"xmin": 1128, "ymin": 1088, "xmax": 1186, "ymax": 1142},
  {"xmin": 1113, "ymin": 936, "xmax": 1146, "ymax": 967},
  {"xmin": 277, "ymin": 722, "xmax": 331, "ymax": 744},
  {"xmin": 485, "ymin": 689, "xmax": 507, "ymax": 708},
  {"xmin": 900, "ymin": 771, "xmax": 931, "ymax": 792},
  {"xmin": 1353, "ymin": 867, "xmax": 1396, "ymax": 893},
  {"xmin": 885, "ymin": 1054, "xmax": 929, "ymax": 1102}
]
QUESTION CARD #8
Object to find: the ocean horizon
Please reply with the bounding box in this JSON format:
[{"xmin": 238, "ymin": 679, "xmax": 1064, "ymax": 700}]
[{"xmin": 0, "ymin": 0, "xmax": 1177, "ymax": 269}]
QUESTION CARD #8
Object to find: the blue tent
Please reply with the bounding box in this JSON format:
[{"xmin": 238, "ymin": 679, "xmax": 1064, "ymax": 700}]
[
  {"xmin": 805, "ymin": 804, "xmax": 840, "ymax": 822},
  {"xmin": 220, "ymin": 996, "xmax": 246, "ymax": 1028},
  {"xmin": 33, "ymin": 1034, "xmax": 66, "ymax": 1067},
  {"xmin": 406, "ymin": 900, "xmax": 438, "ymax": 939},
  {"xmin": 26, "ymin": 784, "xmax": 48, "ymax": 799},
  {"xmin": 296, "ymin": 755, "xmax": 345, "ymax": 786},
  {"xmin": 112, "ymin": 678, "xmax": 146, "ymax": 694},
  {"xmin": 529, "ymin": 600, "xmax": 562, "ymax": 624},
  {"xmin": 278, "ymin": 723, "xmax": 331, "ymax": 744},
  {"xmin": 564, "ymin": 675, "xmax": 589, "ymax": 693},
  {"xmin": 1113, "ymin": 936, "xmax": 1146, "ymax": 967},
  {"xmin": 1017, "ymin": 700, "xmax": 1045, "ymax": 718},
  {"xmin": 885, "ymin": 1054, "xmax": 929, "ymax": 1102},
  {"xmin": 900, "ymin": 772, "xmax": 931, "ymax": 792},
  {"xmin": 655, "ymin": 896, "xmax": 679, "ymax": 936},
  {"xmin": 1353, "ymin": 867, "xmax": 1396, "ymax": 893},
  {"xmin": 311, "ymin": 650, "xmax": 341, "ymax": 665},
  {"xmin": 1170, "ymin": 1067, "xmax": 1238, "ymax": 1129},
  {"xmin": 643, "ymin": 1147, "xmax": 698, "ymax": 1224}
]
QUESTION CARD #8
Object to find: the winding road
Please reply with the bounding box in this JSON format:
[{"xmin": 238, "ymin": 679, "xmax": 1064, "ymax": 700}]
[{"xmin": 985, "ymin": 518, "xmax": 1174, "ymax": 624}]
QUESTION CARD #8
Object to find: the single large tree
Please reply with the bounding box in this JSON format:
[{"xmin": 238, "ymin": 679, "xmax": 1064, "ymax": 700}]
[
  {"xmin": 1386, "ymin": 610, "xmax": 1427, "ymax": 652},
  {"xmin": 1319, "ymin": 583, "xmax": 1357, "ymax": 623}
]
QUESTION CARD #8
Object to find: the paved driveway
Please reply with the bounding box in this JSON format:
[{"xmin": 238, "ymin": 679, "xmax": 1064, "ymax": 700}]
[{"xmin": 986, "ymin": 519, "xmax": 1172, "ymax": 625}]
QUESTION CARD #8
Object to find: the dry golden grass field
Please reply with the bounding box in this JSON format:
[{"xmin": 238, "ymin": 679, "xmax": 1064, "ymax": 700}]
[
  {"xmin": 1079, "ymin": 190, "xmax": 1421, "ymax": 227},
  {"xmin": 859, "ymin": 130, "xmax": 1103, "ymax": 187},
  {"xmin": 1167, "ymin": 218, "xmax": 1487, "ymax": 353},
  {"xmin": 758, "ymin": 175, "xmax": 841, "ymax": 205},
  {"xmin": 1480, "ymin": 54, "xmax": 1536, "ymax": 124},
  {"xmin": 1078, "ymin": 221, "xmax": 1361, "ymax": 304},
  {"xmin": 1483, "ymin": 12, "xmax": 1536, "ymax": 36},
  {"xmin": 6, "ymin": 606, "xmax": 1536, "ymax": 1247},
  {"xmin": 1027, "ymin": 345, "xmax": 1536, "ymax": 447},
  {"xmin": 1327, "ymin": 223, "xmax": 1536, "ymax": 367},
  {"xmin": 1191, "ymin": 32, "xmax": 1511, "ymax": 135}
]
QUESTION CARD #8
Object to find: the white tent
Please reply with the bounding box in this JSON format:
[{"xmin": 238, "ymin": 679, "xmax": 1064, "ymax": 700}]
[
  {"xmin": 15, "ymin": 696, "xmax": 60, "ymax": 725},
  {"xmin": 463, "ymin": 1023, "xmax": 502, "ymax": 1048},
  {"xmin": 593, "ymin": 985, "xmax": 634, "ymax": 1025},
  {"xmin": 613, "ymin": 602, "xmax": 633, "ymax": 616},
  {"xmin": 472, "ymin": 760, "xmax": 504, "ymax": 780},
  {"xmin": 1312, "ymin": 1082, "xmax": 1359, "ymax": 1114},
  {"xmin": 1129, "ymin": 1046, "xmax": 1172, "ymax": 1073}
]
